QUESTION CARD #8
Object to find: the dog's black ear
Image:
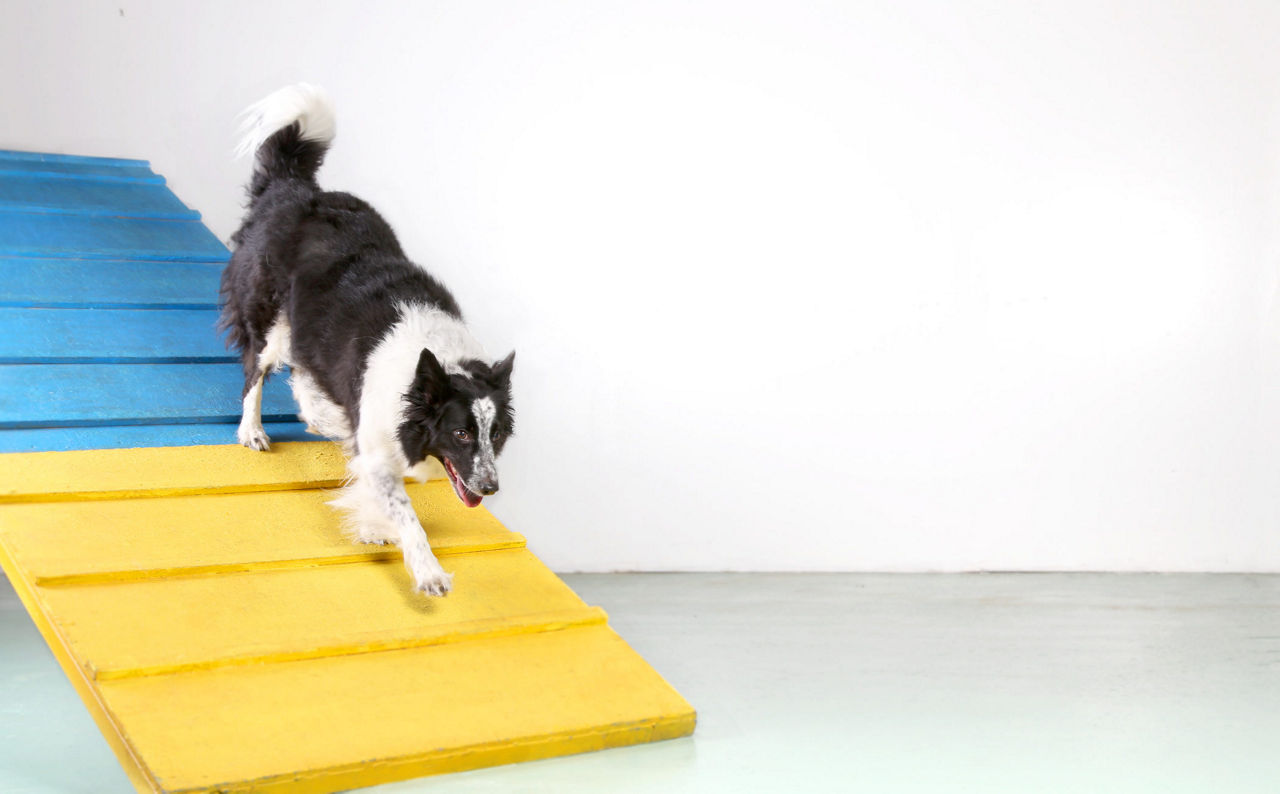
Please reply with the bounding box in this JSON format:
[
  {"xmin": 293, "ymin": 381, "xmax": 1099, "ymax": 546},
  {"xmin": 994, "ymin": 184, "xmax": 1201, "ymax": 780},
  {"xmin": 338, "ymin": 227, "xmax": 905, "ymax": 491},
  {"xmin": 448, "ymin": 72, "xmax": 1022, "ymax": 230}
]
[
  {"xmin": 413, "ymin": 347, "xmax": 450, "ymax": 400},
  {"xmin": 492, "ymin": 351, "xmax": 515, "ymax": 385}
]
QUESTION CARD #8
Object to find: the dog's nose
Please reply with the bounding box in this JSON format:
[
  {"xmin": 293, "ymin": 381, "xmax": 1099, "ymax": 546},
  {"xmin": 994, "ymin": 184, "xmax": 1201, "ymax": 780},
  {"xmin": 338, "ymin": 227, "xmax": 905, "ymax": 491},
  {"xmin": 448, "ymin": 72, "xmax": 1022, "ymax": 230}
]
[{"xmin": 477, "ymin": 480, "xmax": 499, "ymax": 496}]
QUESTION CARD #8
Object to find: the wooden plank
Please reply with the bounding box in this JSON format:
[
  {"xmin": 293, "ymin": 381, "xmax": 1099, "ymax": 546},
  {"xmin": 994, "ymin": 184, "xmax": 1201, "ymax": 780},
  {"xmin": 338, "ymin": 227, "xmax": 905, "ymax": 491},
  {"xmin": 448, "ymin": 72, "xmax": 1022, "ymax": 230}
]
[
  {"xmin": 0, "ymin": 421, "xmax": 312, "ymax": 453},
  {"xmin": 0, "ymin": 308, "xmax": 232, "ymax": 363},
  {"xmin": 0, "ymin": 481, "xmax": 515, "ymax": 582},
  {"xmin": 0, "ymin": 362, "xmax": 297, "ymax": 428},
  {"xmin": 0, "ymin": 257, "xmax": 222, "ymax": 309},
  {"xmin": 95, "ymin": 625, "xmax": 693, "ymax": 793},
  {"xmin": 0, "ymin": 152, "xmax": 161, "ymax": 184},
  {"xmin": 0, "ymin": 175, "xmax": 199, "ymax": 219},
  {"xmin": 0, "ymin": 211, "xmax": 228, "ymax": 261},
  {"xmin": 0, "ymin": 441, "xmax": 401, "ymax": 502},
  {"xmin": 34, "ymin": 549, "xmax": 594, "ymax": 679},
  {"xmin": 0, "ymin": 149, "xmax": 151, "ymax": 169}
]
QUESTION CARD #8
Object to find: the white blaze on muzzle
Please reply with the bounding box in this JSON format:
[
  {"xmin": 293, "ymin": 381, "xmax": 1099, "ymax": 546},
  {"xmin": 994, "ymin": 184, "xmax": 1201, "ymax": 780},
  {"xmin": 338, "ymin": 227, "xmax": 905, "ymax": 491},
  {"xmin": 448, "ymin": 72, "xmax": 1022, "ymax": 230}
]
[{"xmin": 471, "ymin": 397, "xmax": 498, "ymax": 489}]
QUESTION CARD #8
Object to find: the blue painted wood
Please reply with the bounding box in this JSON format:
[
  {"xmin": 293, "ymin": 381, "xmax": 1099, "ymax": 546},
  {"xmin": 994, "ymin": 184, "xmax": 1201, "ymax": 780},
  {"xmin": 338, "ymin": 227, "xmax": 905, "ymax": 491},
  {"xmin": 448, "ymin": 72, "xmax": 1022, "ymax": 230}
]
[
  {"xmin": 0, "ymin": 149, "xmax": 300, "ymax": 450},
  {"xmin": 0, "ymin": 364, "xmax": 297, "ymax": 428},
  {"xmin": 0, "ymin": 175, "xmax": 199, "ymax": 219},
  {"xmin": 0, "ymin": 308, "xmax": 233, "ymax": 363},
  {"xmin": 0, "ymin": 258, "xmax": 222, "ymax": 309},
  {"xmin": 0, "ymin": 212, "xmax": 228, "ymax": 261},
  {"xmin": 0, "ymin": 159, "xmax": 162, "ymax": 184},
  {"xmin": 0, "ymin": 150, "xmax": 151, "ymax": 169},
  {"xmin": 0, "ymin": 421, "xmax": 314, "ymax": 453}
]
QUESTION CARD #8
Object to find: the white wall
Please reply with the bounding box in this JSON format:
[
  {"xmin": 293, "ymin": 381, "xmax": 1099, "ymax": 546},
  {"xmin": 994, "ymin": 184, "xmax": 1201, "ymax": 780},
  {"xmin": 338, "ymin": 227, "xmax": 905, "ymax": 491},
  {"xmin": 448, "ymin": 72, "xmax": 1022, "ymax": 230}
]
[{"xmin": 4, "ymin": 0, "xmax": 1280, "ymax": 571}]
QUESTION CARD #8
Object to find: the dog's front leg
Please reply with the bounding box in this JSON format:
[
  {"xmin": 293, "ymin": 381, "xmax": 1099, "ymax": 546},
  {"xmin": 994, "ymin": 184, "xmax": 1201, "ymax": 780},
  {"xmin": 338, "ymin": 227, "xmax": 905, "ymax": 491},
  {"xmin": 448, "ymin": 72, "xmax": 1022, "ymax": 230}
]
[{"xmin": 366, "ymin": 467, "xmax": 452, "ymax": 596}]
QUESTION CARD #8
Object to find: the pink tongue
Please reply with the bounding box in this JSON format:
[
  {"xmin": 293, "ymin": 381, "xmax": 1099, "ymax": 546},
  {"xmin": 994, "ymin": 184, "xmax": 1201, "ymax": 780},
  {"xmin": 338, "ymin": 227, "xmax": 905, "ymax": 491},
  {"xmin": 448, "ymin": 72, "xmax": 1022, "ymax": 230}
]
[{"xmin": 445, "ymin": 462, "xmax": 484, "ymax": 508}]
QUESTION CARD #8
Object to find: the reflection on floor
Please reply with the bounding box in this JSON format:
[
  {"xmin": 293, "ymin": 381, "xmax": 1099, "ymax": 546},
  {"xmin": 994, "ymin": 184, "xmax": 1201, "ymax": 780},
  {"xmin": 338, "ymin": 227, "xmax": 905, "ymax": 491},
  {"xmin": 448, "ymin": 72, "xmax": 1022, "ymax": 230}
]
[{"xmin": 3, "ymin": 572, "xmax": 1278, "ymax": 793}]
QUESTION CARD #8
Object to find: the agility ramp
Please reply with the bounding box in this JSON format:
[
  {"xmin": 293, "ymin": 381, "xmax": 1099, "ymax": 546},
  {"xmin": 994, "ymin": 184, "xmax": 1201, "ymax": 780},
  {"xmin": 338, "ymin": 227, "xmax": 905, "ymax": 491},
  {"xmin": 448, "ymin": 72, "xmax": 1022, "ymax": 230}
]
[{"xmin": 0, "ymin": 150, "xmax": 694, "ymax": 792}]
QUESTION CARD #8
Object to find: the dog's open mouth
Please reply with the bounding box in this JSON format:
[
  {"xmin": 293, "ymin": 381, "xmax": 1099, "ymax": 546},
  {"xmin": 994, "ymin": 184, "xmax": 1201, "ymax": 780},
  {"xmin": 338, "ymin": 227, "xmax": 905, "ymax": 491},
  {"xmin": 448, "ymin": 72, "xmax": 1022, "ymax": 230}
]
[{"xmin": 442, "ymin": 459, "xmax": 483, "ymax": 508}]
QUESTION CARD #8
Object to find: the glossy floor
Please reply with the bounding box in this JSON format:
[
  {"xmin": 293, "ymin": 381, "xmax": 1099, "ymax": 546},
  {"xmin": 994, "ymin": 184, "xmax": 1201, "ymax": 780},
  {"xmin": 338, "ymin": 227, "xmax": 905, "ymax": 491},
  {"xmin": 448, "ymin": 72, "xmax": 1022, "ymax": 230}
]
[{"xmin": 2, "ymin": 573, "xmax": 1277, "ymax": 793}]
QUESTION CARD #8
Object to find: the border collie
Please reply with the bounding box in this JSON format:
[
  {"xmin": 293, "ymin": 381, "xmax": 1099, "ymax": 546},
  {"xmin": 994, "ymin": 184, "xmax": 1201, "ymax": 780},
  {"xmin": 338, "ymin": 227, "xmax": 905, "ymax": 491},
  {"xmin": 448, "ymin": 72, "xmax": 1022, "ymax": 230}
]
[{"xmin": 219, "ymin": 84, "xmax": 515, "ymax": 596}]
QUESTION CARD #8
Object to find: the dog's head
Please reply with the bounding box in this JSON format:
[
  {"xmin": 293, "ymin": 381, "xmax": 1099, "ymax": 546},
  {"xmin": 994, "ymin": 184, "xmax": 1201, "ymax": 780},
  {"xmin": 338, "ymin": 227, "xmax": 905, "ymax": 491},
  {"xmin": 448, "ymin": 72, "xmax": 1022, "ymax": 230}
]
[{"xmin": 399, "ymin": 348, "xmax": 515, "ymax": 508}]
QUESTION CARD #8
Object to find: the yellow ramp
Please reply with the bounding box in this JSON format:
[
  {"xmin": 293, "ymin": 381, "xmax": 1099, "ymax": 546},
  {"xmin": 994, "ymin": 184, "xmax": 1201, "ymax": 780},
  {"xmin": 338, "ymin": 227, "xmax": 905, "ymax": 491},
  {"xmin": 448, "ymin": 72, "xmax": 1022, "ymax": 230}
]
[{"xmin": 0, "ymin": 442, "xmax": 695, "ymax": 793}]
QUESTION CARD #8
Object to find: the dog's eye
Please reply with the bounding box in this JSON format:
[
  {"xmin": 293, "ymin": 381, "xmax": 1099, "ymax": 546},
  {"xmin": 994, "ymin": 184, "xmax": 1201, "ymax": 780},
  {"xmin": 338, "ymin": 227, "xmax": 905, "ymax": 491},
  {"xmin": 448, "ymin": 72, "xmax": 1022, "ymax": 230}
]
[{"xmin": 453, "ymin": 429, "xmax": 471, "ymax": 443}]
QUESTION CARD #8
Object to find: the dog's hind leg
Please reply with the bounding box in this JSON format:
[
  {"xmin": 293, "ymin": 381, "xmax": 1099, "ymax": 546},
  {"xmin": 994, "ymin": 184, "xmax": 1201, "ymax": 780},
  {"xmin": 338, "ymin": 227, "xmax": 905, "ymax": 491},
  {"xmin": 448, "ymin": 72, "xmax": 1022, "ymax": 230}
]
[
  {"xmin": 236, "ymin": 315, "xmax": 292, "ymax": 451},
  {"xmin": 237, "ymin": 370, "xmax": 270, "ymax": 450},
  {"xmin": 237, "ymin": 342, "xmax": 271, "ymax": 450}
]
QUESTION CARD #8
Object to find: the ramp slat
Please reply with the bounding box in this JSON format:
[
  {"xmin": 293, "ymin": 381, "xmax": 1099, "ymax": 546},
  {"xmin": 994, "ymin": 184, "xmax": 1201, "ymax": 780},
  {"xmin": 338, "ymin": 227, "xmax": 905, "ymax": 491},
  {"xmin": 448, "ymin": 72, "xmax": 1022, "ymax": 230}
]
[
  {"xmin": 36, "ymin": 549, "xmax": 597, "ymax": 679},
  {"xmin": 96, "ymin": 626, "xmax": 692, "ymax": 793},
  {"xmin": 0, "ymin": 362, "xmax": 296, "ymax": 428},
  {"xmin": 0, "ymin": 149, "xmax": 152, "ymax": 169},
  {"xmin": 0, "ymin": 441, "xmax": 380, "ymax": 502},
  {"xmin": 0, "ymin": 308, "xmax": 231, "ymax": 363},
  {"xmin": 0, "ymin": 481, "xmax": 514, "ymax": 582},
  {"xmin": 0, "ymin": 150, "xmax": 161, "ymax": 183},
  {"xmin": 0, "ymin": 421, "xmax": 310, "ymax": 453},
  {"xmin": 0, "ymin": 257, "xmax": 222, "ymax": 309},
  {"xmin": 0, "ymin": 212, "xmax": 227, "ymax": 261},
  {"xmin": 0, "ymin": 175, "xmax": 199, "ymax": 219}
]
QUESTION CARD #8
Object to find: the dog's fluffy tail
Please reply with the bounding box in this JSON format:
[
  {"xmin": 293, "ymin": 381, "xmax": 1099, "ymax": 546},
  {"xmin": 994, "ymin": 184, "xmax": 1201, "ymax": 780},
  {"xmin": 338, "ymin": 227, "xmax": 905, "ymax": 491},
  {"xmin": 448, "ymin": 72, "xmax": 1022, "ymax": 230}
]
[{"xmin": 235, "ymin": 83, "xmax": 335, "ymax": 197}]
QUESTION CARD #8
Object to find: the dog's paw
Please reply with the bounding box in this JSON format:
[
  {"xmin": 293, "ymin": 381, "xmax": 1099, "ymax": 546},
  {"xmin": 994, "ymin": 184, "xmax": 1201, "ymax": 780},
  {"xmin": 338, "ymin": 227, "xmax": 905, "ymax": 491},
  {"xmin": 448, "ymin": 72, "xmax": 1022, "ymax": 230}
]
[
  {"xmin": 237, "ymin": 424, "xmax": 271, "ymax": 451},
  {"xmin": 413, "ymin": 567, "xmax": 453, "ymax": 597},
  {"xmin": 353, "ymin": 529, "xmax": 392, "ymax": 546}
]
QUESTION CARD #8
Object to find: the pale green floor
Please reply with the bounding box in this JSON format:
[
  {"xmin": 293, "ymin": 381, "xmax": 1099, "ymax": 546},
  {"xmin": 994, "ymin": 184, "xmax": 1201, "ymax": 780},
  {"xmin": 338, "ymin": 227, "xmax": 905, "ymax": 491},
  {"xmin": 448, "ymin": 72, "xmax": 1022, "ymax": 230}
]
[{"xmin": 2, "ymin": 573, "xmax": 1278, "ymax": 793}]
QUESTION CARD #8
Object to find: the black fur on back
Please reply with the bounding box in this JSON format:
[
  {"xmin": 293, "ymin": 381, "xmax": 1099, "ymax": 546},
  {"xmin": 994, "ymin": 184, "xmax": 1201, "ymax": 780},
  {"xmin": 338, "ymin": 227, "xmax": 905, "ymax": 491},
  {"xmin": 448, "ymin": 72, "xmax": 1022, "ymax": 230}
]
[{"xmin": 218, "ymin": 122, "xmax": 465, "ymax": 430}]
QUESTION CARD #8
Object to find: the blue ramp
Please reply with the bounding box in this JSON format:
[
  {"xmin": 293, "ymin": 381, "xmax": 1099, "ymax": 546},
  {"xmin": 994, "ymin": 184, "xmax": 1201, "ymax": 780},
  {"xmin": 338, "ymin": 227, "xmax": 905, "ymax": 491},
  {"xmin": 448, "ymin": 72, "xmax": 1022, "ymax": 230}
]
[{"xmin": 0, "ymin": 149, "xmax": 307, "ymax": 452}]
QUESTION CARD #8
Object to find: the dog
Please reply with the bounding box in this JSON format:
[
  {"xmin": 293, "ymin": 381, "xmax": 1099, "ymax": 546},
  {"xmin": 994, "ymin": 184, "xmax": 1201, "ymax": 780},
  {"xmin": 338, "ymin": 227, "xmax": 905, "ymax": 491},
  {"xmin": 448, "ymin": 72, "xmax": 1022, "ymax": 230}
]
[{"xmin": 219, "ymin": 84, "xmax": 515, "ymax": 596}]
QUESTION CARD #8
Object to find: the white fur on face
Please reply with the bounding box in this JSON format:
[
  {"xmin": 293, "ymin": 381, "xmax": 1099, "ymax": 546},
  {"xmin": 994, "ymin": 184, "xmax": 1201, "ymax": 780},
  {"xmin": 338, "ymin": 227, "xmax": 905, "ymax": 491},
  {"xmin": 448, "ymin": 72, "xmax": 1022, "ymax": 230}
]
[
  {"xmin": 355, "ymin": 302, "xmax": 487, "ymax": 470},
  {"xmin": 471, "ymin": 397, "xmax": 498, "ymax": 488}
]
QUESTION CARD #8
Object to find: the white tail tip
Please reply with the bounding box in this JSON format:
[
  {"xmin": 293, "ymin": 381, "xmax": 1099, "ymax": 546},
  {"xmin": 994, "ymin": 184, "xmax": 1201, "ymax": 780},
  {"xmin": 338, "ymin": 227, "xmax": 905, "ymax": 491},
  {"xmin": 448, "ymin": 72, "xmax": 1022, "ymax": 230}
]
[{"xmin": 234, "ymin": 83, "xmax": 336, "ymax": 160}]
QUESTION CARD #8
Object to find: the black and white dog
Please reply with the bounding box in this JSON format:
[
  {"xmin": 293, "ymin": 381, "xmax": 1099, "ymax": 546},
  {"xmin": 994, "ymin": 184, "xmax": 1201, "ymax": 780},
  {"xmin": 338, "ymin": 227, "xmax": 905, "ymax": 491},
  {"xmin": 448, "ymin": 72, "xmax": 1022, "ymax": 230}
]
[{"xmin": 219, "ymin": 84, "xmax": 514, "ymax": 596}]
